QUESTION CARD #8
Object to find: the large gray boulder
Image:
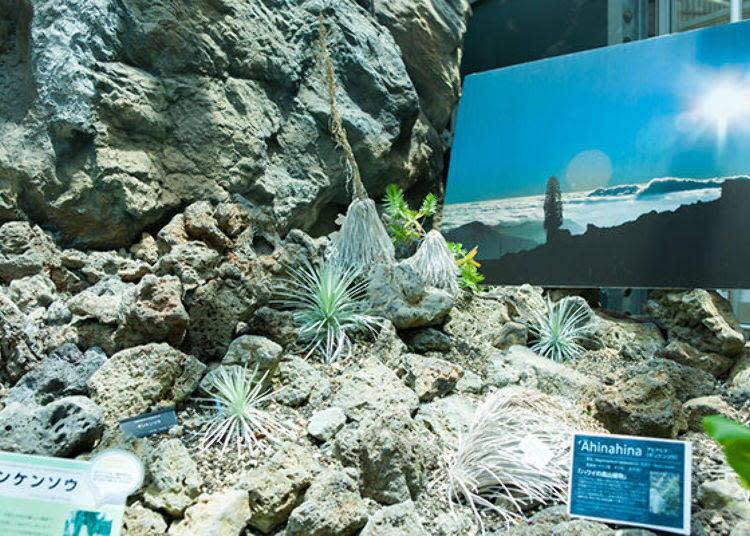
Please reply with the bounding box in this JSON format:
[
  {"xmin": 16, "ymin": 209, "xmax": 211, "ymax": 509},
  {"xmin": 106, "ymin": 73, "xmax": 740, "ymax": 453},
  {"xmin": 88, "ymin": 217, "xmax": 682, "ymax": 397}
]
[
  {"xmin": 184, "ymin": 274, "xmax": 267, "ymax": 361},
  {"xmin": 594, "ymin": 313, "xmax": 665, "ymax": 361},
  {"xmin": 155, "ymin": 240, "xmax": 222, "ymax": 291},
  {"xmin": 235, "ymin": 442, "xmax": 321, "ymax": 534},
  {"xmin": 507, "ymin": 506, "xmax": 615, "ymax": 536},
  {"xmin": 656, "ymin": 340, "xmax": 735, "ymax": 377},
  {"xmin": 0, "ymin": 289, "xmax": 45, "ymax": 382},
  {"xmin": 595, "ymin": 376, "xmax": 682, "ymax": 439},
  {"xmin": 401, "ymin": 327, "xmax": 452, "ymax": 353},
  {"xmin": 697, "ymin": 478, "xmax": 750, "ymax": 518},
  {"xmin": 360, "ymin": 501, "xmax": 429, "ymax": 536},
  {"xmin": 442, "ymin": 285, "xmax": 545, "ymax": 359},
  {"xmin": 397, "ymin": 353, "xmax": 463, "ymax": 402},
  {"xmin": 272, "ymin": 356, "xmax": 331, "ymax": 408},
  {"xmin": 0, "ymin": 222, "xmax": 61, "ymax": 283},
  {"xmin": 619, "ymin": 358, "xmax": 716, "ymax": 402},
  {"xmin": 114, "ymin": 274, "xmax": 189, "ymax": 349},
  {"xmin": 286, "ymin": 469, "xmax": 368, "ymax": 536},
  {"xmin": 374, "ymin": 0, "xmax": 470, "ymax": 135},
  {"xmin": 123, "ymin": 502, "xmax": 169, "ymax": 536},
  {"xmin": 59, "ymin": 248, "xmax": 151, "ymax": 289},
  {"xmin": 143, "ymin": 439, "xmax": 203, "ymax": 517},
  {"xmin": 491, "ymin": 321, "xmax": 528, "ymax": 350},
  {"xmin": 368, "ymin": 262, "xmax": 456, "ymax": 329},
  {"xmin": 6, "ymin": 343, "xmax": 106, "ymax": 405},
  {"xmin": 331, "ymin": 358, "xmax": 419, "ymax": 421},
  {"xmin": 645, "ymin": 290, "xmax": 745, "ymax": 356},
  {"xmin": 0, "ymin": 0, "xmax": 467, "ymax": 248},
  {"xmin": 0, "ymin": 396, "xmax": 104, "ymax": 457},
  {"xmin": 7, "ymin": 273, "xmax": 57, "ymax": 312},
  {"xmin": 183, "ymin": 201, "xmax": 233, "ymax": 252},
  {"xmin": 729, "ymin": 344, "xmax": 750, "ymax": 393},
  {"xmin": 414, "ymin": 394, "xmax": 475, "ymax": 446},
  {"xmin": 222, "ymin": 335, "xmax": 282, "ymax": 376},
  {"xmin": 88, "ymin": 343, "xmax": 205, "ymax": 421},
  {"xmin": 167, "ymin": 489, "xmax": 250, "ymax": 536},
  {"xmin": 65, "ymin": 277, "xmax": 133, "ymax": 352},
  {"xmin": 200, "ymin": 334, "xmax": 285, "ymax": 394},
  {"xmin": 594, "ymin": 359, "xmax": 715, "ymax": 438},
  {"xmin": 307, "ymin": 407, "xmax": 347, "ymax": 442},
  {"xmin": 682, "ymin": 396, "xmax": 735, "ymax": 432},
  {"xmin": 487, "ymin": 346, "xmax": 595, "ymax": 400},
  {"xmin": 334, "ymin": 412, "xmax": 438, "ymax": 505}
]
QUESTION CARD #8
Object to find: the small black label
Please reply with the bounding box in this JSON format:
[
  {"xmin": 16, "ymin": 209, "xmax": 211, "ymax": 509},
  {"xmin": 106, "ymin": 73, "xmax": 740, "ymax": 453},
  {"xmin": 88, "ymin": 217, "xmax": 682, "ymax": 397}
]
[{"xmin": 119, "ymin": 407, "xmax": 178, "ymax": 438}]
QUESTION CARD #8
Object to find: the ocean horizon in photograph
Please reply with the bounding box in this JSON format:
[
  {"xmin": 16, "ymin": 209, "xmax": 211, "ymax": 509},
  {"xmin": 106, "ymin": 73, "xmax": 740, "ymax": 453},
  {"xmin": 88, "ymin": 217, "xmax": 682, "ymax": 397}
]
[{"xmin": 444, "ymin": 19, "xmax": 750, "ymax": 288}]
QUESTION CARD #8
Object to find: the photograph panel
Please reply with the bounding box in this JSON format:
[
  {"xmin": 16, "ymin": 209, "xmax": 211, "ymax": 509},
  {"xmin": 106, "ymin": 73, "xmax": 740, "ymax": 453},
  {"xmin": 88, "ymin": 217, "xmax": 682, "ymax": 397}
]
[{"xmin": 444, "ymin": 20, "xmax": 750, "ymax": 287}]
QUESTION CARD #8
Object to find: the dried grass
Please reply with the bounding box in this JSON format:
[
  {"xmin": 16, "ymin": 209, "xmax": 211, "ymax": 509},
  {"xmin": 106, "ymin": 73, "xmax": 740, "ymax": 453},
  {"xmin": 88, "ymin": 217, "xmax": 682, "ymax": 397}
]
[
  {"xmin": 436, "ymin": 387, "xmax": 604, "ymax": 533},
  {"xmin": 406, "ymin": 230, "xmax": 459, "ymax": 294}
]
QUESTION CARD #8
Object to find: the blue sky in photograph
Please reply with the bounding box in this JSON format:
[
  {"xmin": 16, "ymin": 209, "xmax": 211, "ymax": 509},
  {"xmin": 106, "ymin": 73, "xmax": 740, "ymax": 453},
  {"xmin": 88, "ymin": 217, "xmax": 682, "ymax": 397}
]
[{"xmin": 445, "ymin": 20, "xmax": 750, "ymax": 204}]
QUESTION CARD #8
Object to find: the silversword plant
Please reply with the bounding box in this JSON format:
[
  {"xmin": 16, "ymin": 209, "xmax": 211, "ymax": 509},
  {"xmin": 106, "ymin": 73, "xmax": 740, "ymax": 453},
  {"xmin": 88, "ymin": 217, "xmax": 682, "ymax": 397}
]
[
  {"xmin": 195, "ymin": 365, "xmax": 293, "ymax": 458},
  {"xmin": 528, "ymin": 296, "xmax": 593, "ymax": 362},
  {"xmin": 436, "ymin": 387, "xmax": 570, "ymax": 533},
  {"xmin": 276, "ymin": 258, "xmax": 381, "ymax": 362},
  {"xmin": 406, "ymin": 230, "xmax": 460, "ymax": 295},
  {"xmin": 318, "ymin": 15, "xmax": 395, "ymax": 269}
]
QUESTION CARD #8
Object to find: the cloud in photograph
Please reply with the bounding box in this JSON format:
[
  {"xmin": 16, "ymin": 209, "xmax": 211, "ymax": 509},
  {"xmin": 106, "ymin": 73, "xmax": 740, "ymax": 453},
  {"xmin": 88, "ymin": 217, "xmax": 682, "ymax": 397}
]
[{"xmin": 564, "ymin": 149, "xmax": 612, "ymax": 192}]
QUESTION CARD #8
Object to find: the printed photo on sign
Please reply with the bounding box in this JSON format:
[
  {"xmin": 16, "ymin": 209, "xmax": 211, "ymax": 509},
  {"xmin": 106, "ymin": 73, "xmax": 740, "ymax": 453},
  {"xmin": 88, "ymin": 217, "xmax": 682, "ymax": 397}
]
[
  {"xmin": 649, "ymin": 471, "xmax": 681, "ymax": 518},
  {"xmin": 444, "ymin": 20, "xmax": 750, "ymax": 288},
  {"xmin": 63, "ymin": 510, "xmax": 113, "ymax": 536},
  {"xmin": 568, "ymin": 433, "xmax": 692, "ymax": 535}
]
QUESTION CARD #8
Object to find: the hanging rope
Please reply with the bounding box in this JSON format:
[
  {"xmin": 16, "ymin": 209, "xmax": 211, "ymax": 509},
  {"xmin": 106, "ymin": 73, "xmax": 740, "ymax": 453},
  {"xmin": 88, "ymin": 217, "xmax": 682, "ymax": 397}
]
[{"xmin": 318, "ymin": 13, "xmax": 367, "ymax": 201}]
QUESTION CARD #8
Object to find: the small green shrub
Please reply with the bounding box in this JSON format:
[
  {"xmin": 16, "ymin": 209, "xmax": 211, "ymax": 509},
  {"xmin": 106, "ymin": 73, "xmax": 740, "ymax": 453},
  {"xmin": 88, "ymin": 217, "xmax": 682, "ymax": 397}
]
[
  {"xmin": 195, "ymin": 365, "xmax": 293, "ymax": 457},
  {"xmin": 704, "ymin": 415, "xmax": 750, "ymax": 489},
  {"xmin": 383, "ymin": 184, "xmax": 485, "ymax": 292},
  {"xmin": 276, "ymin": 258, "xmax": 381, "ymax": 362},
  {"xmin": 528, "ymin": 296, "xmax": 592, "ymax": 362},
  {"xmin": 383, "ymin": 183, "xmax": 436, "ymax": 242},
  {"xmin": 448, "ymin": 241, "xmax": 485, "ymax": 292}
]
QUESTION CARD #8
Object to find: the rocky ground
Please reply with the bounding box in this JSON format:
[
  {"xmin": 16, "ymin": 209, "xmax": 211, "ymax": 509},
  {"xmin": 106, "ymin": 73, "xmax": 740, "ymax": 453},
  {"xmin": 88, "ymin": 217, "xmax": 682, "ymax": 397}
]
[
  {"xmin": 1, "ymin": 1, "xmax": 749, "ymax": 535},
  {"xmin": 0, "ymin": 202, "xmax": 748, "ymax": 536}
]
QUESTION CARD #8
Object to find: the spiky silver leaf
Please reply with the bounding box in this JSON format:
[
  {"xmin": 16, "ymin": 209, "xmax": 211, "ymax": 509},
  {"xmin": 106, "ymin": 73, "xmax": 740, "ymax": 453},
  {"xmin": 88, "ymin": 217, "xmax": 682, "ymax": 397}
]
[
  {"xmin": 275, "ymin": 257, "xmax": 382, "ymax": 362},
  {"xmin": 194, "ymin": 365, "xmax": 294, "ymax": 458},
  {"xmin": 528, "ymin": 296, "xmax": 593, "ymax": 362}
]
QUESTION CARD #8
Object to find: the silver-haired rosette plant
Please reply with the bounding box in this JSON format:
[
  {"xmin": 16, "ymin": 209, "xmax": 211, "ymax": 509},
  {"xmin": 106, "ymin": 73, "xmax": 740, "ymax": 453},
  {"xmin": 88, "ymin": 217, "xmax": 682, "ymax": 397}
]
[
  {"xmin": 435, "ymin": 387, "xmax": 572, "ymax": 533},
  {"xmin": 528, "ymin": 296, "xmax": 593, "ymax": 362},
  {"xmin": 406, "ymin": 229, "xmax": 460, "ymax": 295},
  {"xmin": 194, "ymin": 365, "xmax": 294, "ymax": 458},
  {"xmin": 275, "ymin": 258, "xmax": 381, "ymax": 363}
]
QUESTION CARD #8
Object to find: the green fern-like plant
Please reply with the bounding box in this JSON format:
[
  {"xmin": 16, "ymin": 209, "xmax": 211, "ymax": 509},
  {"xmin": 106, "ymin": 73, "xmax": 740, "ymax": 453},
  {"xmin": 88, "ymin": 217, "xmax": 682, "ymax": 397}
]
[
  {"xmin": 275, "ymin": 258, "xmax": 381, "ymax": 362},
  {"xmin": 383, "ymin": 184, "xmax": 436, "ymax": 242},
  {"xmin": 528, "ymin": 296, "xmax": 593, "ymax": 362}
]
